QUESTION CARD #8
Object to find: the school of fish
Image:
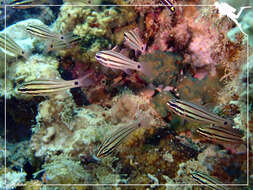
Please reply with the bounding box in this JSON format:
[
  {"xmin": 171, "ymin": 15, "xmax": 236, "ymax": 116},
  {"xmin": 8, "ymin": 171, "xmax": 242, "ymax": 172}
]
[{"xmin": 0, "ymin": 1, "xmax": 245, "ymax": 188}]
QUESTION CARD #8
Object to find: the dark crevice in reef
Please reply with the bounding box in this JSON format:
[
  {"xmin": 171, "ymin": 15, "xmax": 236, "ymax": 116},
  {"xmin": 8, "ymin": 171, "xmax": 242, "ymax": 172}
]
[
  {"xmin": 0, "ymin": 0, "xmax": 63, "ymax": 31},
  {"xmin": 144, "ymin": 126, "xmax": 172, "ymax": 146},
  {"xmin": 6, "ymin": 97, "xmax": 42, "ymax": 142},
  {"xmin": 71, "ymin": 88, "xmax": 90, "ymax": 106}
]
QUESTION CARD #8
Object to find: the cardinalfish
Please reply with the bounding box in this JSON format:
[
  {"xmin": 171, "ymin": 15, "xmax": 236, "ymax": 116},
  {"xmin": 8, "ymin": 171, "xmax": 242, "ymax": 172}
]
[
  {"xmin": 95, "ymin": 48, "xmax": 152, "ymax": 77},
  {"xmin": 191, "ymin": 171, "xmax": 228, "ymax": 190},
  {"xmin": 167, "ymin": 99, "xmax": 232, "ymax": 128},
  {"xmin": 196, "ymin": 125, "xmax": 244, "ymax": 144},
  {"xmin": 160, "ymin": 0, "xmax": 175, "ymax": 13},
  {"xmin": 124, "ymin": 28, "xmax": 146, "ymax": 55},
  {"xmin": 17, "ymin": 71, "xmax": 94, "ymax": 96},
  {"xmin": 26, "ymin": 24, "xmax": 71, "ymax": 44},
  {"xmin": 47, "ymin": 34, "xmax": 81, "ymax": 52},
  {"xmin": 96, "ymin": 117, "xmax": 150, "ymax": 158},
  {"xmin": 8, "ymin": 0, "xmax": 50, "ymax": 9},
  {"xmin": 0, "ymin": 33, "xmax": 28, "ymax": 59}
]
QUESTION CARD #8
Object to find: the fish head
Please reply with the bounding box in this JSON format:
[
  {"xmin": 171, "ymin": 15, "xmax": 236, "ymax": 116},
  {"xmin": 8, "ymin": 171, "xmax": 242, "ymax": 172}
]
[
  {"xmin": 20, "ymin": 49, "xmax": 29, "ymax": 59},
  {"xmin": 167, "ymin": 99, "xmax": 177, "ymax": 109},
  {"xmin": 95, "ymin": 51, "xmax": 105, "ymax": 64},
  {"xmin": 140, "ymin": 43, "xmax": 146, "ymax": 53},
  {"xmin": 96, "ymin": 146, "xmax": 108, "ymax": 158},
  {"xmin": 16, "ymin": 83, "xmax": 27, "ymax": 94},
  {"xmin": 222, "ymin": 119, "xmax": 233, "ymax": 128}
]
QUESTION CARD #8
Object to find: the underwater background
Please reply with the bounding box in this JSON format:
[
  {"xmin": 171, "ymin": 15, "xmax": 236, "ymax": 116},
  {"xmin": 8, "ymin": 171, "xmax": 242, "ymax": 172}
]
[{"xmin": 0, "ymin": 0, "xmax": 253, "ymax": 189}]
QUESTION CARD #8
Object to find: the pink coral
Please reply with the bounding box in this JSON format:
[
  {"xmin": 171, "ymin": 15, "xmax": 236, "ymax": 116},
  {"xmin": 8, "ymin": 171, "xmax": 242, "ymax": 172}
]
[
  {"xmin": 187, "ymin": 18, "xmax": 219, "ymax": 68},
  {"xmin": 146, "ymin": 5, "xmax": 233, "ymax": 76}
]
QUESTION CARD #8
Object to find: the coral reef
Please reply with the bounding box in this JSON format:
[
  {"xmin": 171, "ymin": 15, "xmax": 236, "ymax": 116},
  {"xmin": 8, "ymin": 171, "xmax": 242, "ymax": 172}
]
[
  {"xmin": 53, "ymin": 3, "xmax": 137, "ymax": 65},
  {"xmin": 31, "ymin": 91, "xmax": 163, "ymax": 158},
  {"xmin": 2, "ymin": 0, "xmax": 251, "ymax": 189},
  {"xmin": 0, "ymin": 168, "xmax": 26, "ymax": 190},
  {"xmin": 40, "ymin": 154, "xmax": 93, "ymax": 185},
  {"xmin": 138, "ymin": 50, "xmax": 182, "ymax": 85},
  {"xmin": 218, "ymin": 55, "xmax": 253, "ymax": 151},
  {"xmin": 227, "ymin": 9, "xmax": 253, "ymax": 46},
  {"xmin": 0, "ymin": 19, "xmax": 60, "ymax": 99},
  {"xmin": 31, "ymin": 95, "xmax": 109, "ymax": 158}
]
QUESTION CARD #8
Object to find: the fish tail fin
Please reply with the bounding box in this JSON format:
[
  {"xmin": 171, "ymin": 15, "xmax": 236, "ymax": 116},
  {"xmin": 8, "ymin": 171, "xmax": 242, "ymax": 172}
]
[
  {"xmin": 140, "ymin": 61, "xmax": 153, "ymax": 78},
  {"xmin": 61, "ymin": 32, "xmax": 75, "ymax": 44},
  {"xmin": 57, "ymin": 32, "xmax": 71, "ymax": 44},
  {"xmin": 140, "ymin": 44, "xmax": 146, "ymax": 55},
  {"xmin": 78, "ymin": 70, "xmax": 95, "ymax": 88},
  {"xmin": 22, "ymin": 51, "xmax": 30, "ymax": 60},
  {"xmin": 135, "ymin": 113, "xmax": 152, "ymax": 129}
]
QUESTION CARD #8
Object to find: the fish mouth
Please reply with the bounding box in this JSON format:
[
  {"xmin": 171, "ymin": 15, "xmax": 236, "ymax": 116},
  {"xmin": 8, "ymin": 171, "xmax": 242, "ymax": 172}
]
[{"xmin": 95, "ymin": 53, "xmax": 102, "ymax": 60}]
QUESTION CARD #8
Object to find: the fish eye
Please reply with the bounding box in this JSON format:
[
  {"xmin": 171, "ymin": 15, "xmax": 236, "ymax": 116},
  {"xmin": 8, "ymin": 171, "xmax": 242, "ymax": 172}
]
[
  {"xmin": 74, "ymin": 81, "xmax": 79, "ymax": 85},
  {"xmin": 138, "ymin": 123, "xmax": 141, "ymax": 127},
  {"xmin": 137, "ymin": 64, "xmax": 141, "ymax": 69},
  {"xmin": 224, "ymin": 121, "xmax": 228, "ymax": 125},
  {"xmin": 101, "ymin": 79, "xmax": 106, "ymax": 85},
  {"xmin": 60, "ymin": 36, "xmax": 64, "ymax": 40},
  {"xmin": 21, "ymin": 51, "xmax": 25, "ymax": 55}
]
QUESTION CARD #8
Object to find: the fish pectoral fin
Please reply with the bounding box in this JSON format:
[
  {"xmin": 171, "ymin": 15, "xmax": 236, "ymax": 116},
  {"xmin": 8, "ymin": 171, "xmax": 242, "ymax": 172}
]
[{"xmin": 124, "ymin": 69, "xmax": 132, "ymax": 75}]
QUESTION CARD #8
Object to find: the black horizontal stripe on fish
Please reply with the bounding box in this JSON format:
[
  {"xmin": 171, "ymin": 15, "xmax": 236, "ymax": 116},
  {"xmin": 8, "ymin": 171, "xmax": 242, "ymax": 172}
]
[
  {"xmin": 191, "ymin": 171, "xmax": 228, "ymax": 190},
  {"xmin": 168, "ymin": 101, "xmax": 204, "ymax": 121},
  {"xmin": 98, "ymin": 124, "xmax": 136, "ymax": 156},
  {"xmin": 102, "ymin": 51, "xmax": 135, "ymax": 65},
  {"xmin": 197, "ymin": 127, "xmax": 243, "ymax": 143},
  {"xmin": 175, "ymin": 100, "xmax": 225, "ymax": 122},
  {"xmin": 168, "ymin": 101, "xmax": 219, "ymax": 123},
  {"xmin": 26, "ymin": 25, "xmax": 58, "ymax": 39},
  {"xmin": 18, "ymin": 81, "xmax": 75, "ymax": 94},
  {"xmin": 124, "ymin": 31, "xmax": 141, "ymax": 47},
  {"xmin": 97, "ymin": 51, "xmax": 137, "ymax": 68},
  {"xmin": 97, "ymin": 122, "xmax": 140, "ymax": 157},
  {"xmin": 168, "ymin": 99, "xmax": 230, "ymax": 126},
  {"xmin": 0, "ymin": 33, "xmax": 27, "ymax": 58}
]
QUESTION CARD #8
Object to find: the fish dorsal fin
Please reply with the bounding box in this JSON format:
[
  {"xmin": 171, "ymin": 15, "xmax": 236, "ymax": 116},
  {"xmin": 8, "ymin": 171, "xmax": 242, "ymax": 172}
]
[{"xmin": 111, "ymin": 45, "xmax": 120, "ymax": 52}]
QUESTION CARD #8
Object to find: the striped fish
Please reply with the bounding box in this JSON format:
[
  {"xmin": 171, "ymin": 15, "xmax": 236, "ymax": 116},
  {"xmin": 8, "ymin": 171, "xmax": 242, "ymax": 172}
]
[
  {"xmin": 96, "ymin": 120, "xmax": 145, "ymax": 158},
  {"xmin": 17, "ymin": 71, "xmax": 93, "ymax": 96},
  {"xmin": 95, "ymin": 49, "xmax": 152, "ymax": 77},
  {"xmin": 124, "ymin": 28, "xmax": 146, "ymax": 55},
  {"xmin": 191, "ymin": 171, "xmax": 228, "ymax": 190},
  {"xmin": 47, "ymin": 34, "xmax": 81, "ymax": 52},
  {"xmin": 9, "ymin": 0, "xmax": 47, "ymax": 9},
  {"xmin": 167, "ymin": 99, "xmax": 232, "ymax": 128},
  {"xmin": 196, "ymin": 125, "xmax": 244, "ymax": 144},
  {"xmin": 160, "ymin": 0, "xmax": 175, "ymax": 13},
  {"xmin": 26, "ymin": 24, "xmax": 68, "ymax": 43},
  {"xmin": 0, "ymin": 33, "xmax": 28, "ymax": 59}
]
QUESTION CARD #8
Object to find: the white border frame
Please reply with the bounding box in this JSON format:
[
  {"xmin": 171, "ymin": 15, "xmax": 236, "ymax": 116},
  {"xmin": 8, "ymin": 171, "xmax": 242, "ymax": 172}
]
[{"xmin": 3, "ymin": 3, "xmax": 250, "ymax": 188}]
